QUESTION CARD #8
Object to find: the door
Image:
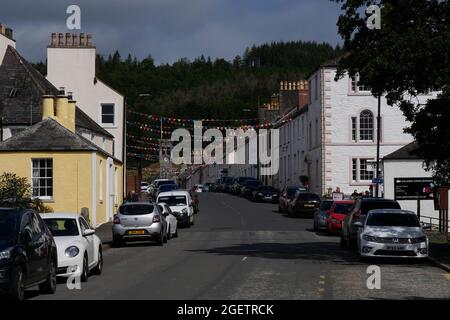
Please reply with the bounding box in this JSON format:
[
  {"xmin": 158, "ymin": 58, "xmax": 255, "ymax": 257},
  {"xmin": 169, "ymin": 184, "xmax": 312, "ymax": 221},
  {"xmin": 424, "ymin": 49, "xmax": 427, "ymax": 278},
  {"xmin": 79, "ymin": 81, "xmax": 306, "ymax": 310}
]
[{"xmin": 79, "ymin": 218, "xmax": 95, "ymax": 266}]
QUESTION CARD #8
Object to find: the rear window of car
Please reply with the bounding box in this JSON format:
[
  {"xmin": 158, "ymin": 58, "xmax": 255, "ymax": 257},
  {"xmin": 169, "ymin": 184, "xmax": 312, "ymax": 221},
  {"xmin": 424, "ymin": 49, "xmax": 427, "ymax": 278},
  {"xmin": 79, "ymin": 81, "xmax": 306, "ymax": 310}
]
[
  {"xmin": 259, "ymin": 186, "xmax": 276, "ymax": 192},
  {"xmin": 366, "ymin": 212, "xmax": 420, "ymax": 227},
  {"xmin": 157, "ymin": 196, "xmax": 187, "ymax": 206},
  {"xmin": 298, "ymin": 193, "xmax": 321, "ymax": 202},
  {"xmin": 361, "ymin": 201, "xmax": 401, "ymax": 215},
  {"xmin": 43, "ymin": 218, "xmax": 79, "ymax": 237},
  {"xmin": 119, "ymin": 204, "xmax": 154, "ymax": 215},
  {"xmin": 333, "ymin": 203, "xmax": 353, "ymax": 214}
]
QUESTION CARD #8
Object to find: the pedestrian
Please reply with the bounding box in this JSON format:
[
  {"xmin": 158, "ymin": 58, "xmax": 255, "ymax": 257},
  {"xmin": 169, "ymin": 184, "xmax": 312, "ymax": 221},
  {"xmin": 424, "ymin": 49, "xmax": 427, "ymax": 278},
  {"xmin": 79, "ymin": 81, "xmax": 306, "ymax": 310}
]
[
  {"xmin": 364, "ymin": 190, "xmax": 370, "ymax": 198},
  {"xmin": 351, "ymin": 189, "xmax": 359, "ymax": 199}
]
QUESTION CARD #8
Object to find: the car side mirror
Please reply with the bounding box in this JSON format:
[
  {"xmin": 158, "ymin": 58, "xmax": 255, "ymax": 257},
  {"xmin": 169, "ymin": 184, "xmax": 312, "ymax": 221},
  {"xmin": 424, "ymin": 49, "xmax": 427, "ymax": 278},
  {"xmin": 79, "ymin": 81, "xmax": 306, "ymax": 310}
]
[{"xmin": 83, "ymin": 229, "xmax": 95, "ymax": 236}]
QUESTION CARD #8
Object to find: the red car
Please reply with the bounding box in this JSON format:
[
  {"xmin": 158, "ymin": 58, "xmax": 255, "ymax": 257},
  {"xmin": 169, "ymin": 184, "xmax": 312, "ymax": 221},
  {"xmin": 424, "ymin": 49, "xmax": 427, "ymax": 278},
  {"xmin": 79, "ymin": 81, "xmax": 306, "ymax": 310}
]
[{"xmin": 327, "ymin": 200, "xmax": 355, "ymax": 234}]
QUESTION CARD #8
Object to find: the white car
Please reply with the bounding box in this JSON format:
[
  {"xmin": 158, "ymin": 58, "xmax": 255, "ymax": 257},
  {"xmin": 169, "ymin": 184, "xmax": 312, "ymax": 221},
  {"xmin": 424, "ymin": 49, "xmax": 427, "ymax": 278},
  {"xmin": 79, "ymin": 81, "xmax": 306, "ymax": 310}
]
[
  {"xmin": 356, "ymin": 209, "xmax": 429, "ymax": 259},
  {"xmin": 41, "ymin": 213, "xmax": 103, "ymax": 282},
  {"xmin": 157, "ymin": 202, "xmax": 179, "ymax": 238},
  {"xmin": 141, "ymin": 182, "xmax": 150, "ymax": 193},
  {"xmin": 156, "ymin": 190, "xmax": 195, "ymax": 227}
]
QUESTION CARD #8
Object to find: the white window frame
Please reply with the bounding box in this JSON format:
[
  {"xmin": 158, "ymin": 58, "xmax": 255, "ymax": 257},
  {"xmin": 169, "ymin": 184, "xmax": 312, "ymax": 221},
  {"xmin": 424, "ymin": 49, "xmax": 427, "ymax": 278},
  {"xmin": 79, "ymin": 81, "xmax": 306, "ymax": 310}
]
[
  {"xmin": 350, "ymin": 158, "xmax": 375, "ymax": 184},
  {"xmin": 31, "ymin": 158, "xmax": 53, "ymax": 201},
  {"xmin": 99, "ymin": 103, "xmax": 116, "ymax": 127},
  {"xmin": 359, "ymin": 110, "xmax": 374, "ymax": 142},
  {"xmin": 348, "ymin": 73, "xmax": 371, "ymax": 95}
]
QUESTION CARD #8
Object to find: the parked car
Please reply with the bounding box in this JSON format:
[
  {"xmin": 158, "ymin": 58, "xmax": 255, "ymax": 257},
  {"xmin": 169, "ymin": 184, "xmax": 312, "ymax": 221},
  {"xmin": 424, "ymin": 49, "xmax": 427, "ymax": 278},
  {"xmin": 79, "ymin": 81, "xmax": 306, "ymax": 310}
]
[
  {"xmin": 204, "ymin": 183, "xmax": 214, "ymax": 192},
  {"xmin": 112, "ymin": 202, "xmax": 168, "ymax": 247},
  {"xmin": 278, "ymin": 186, "xmax": 306, "ymax": 213},
  {"xmin": 140, "ymin": 181, "xmax": 150, "ymax": 193},
  {"xmin": 252, "ymin": 186, "xmax": 279, "ymax": 203},
  {"xmin": 287, "ymin": 192, "xmax": 321, "ymax": 217},
  {"xmin": 151, "ymin": 179, "xmax": 177, "ymax": 198},
  {"xmin": 41, "ymin": 213, "xmax": 103, "ymax": 282},
  {"xmin": 220, "ymin": 177, "xmax": 235, "ymax": 193},
  {"xmin": 356, "ymin": 209, "xmax": 429, "ymax": 259},
  {"xmin": 231, "ymin": 177, "xmax": 256, "ymax": 195},
  {"xmin": 192, "ymin": 184, "xmax": 203, "ymax": 193},
  {"xmin": 341, "ymin": 198, "xmax": 401, "ymax": 249},
  {"xmin": 0, "ymin": 208, "xmax": 57, "ymax": 300},
  {"xmin": 157, "ymin": 183, "xmax": 178, "ymax": 196},
  {"xmin": 157, "ymin": 191, "xmax": 195, "ymax": 227},
  {"xmin": 313, "ymin": 200, "xmax": 334, "ymax": 230},
  {"xmin": 326, "ymin": 200, "xmax": 355, "ymax": 234},
  {"xmin": 212, "ymin": 178, "xmax": 222, "ymax": 192},
  {"xmin": 240, "ymin": 180, "xmax": 263, "ymax": 198},
  {"xmin": 156, "ymin": 203, "xmax": 179, "ymax": 239}
]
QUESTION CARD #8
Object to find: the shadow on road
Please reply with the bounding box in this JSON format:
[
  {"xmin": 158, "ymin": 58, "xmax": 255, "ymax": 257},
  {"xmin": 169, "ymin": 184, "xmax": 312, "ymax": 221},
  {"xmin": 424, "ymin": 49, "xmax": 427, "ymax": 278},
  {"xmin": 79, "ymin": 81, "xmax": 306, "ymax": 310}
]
[{"xmin": 188, "ymin": 242, "xmax": 430, "ymax": 267}]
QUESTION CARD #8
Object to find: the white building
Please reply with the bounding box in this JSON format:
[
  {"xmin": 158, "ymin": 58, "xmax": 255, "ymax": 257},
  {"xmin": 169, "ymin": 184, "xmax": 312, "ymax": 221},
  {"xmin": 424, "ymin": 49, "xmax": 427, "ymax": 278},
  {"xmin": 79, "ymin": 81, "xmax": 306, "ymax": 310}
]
[
  {"xmin": 275, "ymin": 60, "xmax": 434, "ymax": 196},
  {"xmin": 46, "ymin": 33, "xmax": 125, "ymax": 163}
]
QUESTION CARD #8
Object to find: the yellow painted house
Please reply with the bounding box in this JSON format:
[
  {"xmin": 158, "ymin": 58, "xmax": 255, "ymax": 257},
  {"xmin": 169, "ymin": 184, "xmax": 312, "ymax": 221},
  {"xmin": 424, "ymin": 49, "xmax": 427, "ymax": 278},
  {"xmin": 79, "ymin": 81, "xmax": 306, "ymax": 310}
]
[{"xmin": 0, "ymin": 93, "xmax": 123, "ymax": 227}]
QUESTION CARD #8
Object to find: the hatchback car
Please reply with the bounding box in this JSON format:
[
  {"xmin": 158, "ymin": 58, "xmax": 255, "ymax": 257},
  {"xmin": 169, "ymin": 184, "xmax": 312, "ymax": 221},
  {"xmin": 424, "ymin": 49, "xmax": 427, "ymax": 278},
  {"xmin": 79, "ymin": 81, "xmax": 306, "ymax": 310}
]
[
  {"xmin": 240, "ymin": 180, "xmax": 263, "ymax": 198},
  {"xmin": 41, "ymin": 213, "xmax": 103, "ymax": 282},
  {"xmin": 0, "ymin": 208, "xmax": 57, "ymax": 300},
  {"xmin": 313, "ymin": 200, "xmax": 333, "ymax": 230},
  {"xmin": 279, "ymin": 186, "xmax": 306, "ymax": 213},
  {"xmin": 288, "ymin": 192, "xmax": 321, "ymax": 217},
  {"xmin": 156, "ymin": 203, "xmax": 179, "ymax": 239},
  {"xmin": 112, "ymin": 202, "xmax": 168, "ymax": 247},
  {"xmin": 326, "ymin": 200, "xmax": 355, "ymax": 234},
  {"xmin": 356, "ymin": 209, "xmax": 429, "ymax": 259},
  {"xmin": 341, "ymin": 198, "xmax": 401, "ymax": 249},
  {"xmin": 252, "ymin": 186, "xmax": 279, "ymax": 203}
]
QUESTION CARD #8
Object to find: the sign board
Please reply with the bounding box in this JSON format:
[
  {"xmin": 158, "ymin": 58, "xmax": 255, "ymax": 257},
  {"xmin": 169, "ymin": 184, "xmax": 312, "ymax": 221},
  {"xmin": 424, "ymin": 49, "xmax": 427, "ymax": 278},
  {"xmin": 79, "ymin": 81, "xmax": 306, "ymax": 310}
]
[
  {"xmin": 372, "ymin": 178, "xmax": 383, "ymax": 184},
  {"xmin": 394, "ymin": 178, "xmax": 435, "ymax": 200},
  {"xmin": 332, "ymin": 192, "xmax": 344, "ymax": 201}
]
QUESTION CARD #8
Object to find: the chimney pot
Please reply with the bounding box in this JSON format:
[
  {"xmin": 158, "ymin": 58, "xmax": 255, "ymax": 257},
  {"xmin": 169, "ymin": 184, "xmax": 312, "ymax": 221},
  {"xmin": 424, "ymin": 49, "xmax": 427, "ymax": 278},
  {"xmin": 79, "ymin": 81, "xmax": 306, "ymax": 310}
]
[
  {"xmin": 65, "ymin": 33, "xmax": 71, "ymax": 47},
  {"xmin": 58, "ymin": 87, "xmax": 65, "ymax": 95},
  {"xmin": 5, "ymin": 28, "xmax": 13, "ymax": 40},
  {"xmin": 58, "ymin": 33, "xmax": 64, "ymax": 46},
  {"xmin": 0, "ymin": 24, "xmax": 4, "ymax": 35},
  {"xmin": 87, "ymin": 34, "xmax": 93, "ymax": 46},
  {"xmin": 51, "ymin": 33, "xmax": 57, "ymax": 47},
  {"xmin": 79, "ymin": 33, "xmax": 85, "ymax": 46},
  {"xmin": 72, "ymin": 34, "xmax": 78, "ymax": 47}
]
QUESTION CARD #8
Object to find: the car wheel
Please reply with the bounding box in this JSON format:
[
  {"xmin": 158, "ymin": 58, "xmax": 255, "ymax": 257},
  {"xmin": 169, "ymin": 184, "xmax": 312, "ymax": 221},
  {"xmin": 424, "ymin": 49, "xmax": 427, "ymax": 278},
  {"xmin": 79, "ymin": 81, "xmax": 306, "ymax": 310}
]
[
  {"xmin": 9, "ymin": 265, "xmax": 25, "ymax": 301},
  {"xmin": 112, "ymin": 236, "xmax": 123, "ymax": 248},
  {"xmin": 163, "ymin": 230, "xmax": 168, "ymax": 243},
  {"xmin": 313, "ymin": 220, "xmax": 318, "ymax": 231},
  {"xmin": 167, "ymin": 226, "xmax": 172, "ymax": 240},
  {"xmin": 173, "ymin": 227, "xmax": 178, "ymax": 238},
  {"xmin": 81, "ymin": 254, "xmax": 89, "ymax": 282},
  {"xmin": 92, "ymin": 247, "xmax": 103, "ymax": 275},
  {"xmin": 39, "ymin": 259, "xmax": 57, "ymax": 294}
]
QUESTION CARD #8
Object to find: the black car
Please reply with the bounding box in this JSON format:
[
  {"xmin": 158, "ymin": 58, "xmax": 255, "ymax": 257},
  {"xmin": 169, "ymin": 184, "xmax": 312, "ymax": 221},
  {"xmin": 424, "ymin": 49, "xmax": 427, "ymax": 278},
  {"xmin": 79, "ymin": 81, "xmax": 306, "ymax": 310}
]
[
  {"xmin": 240, "ymin": 180, "xmax": 263, "ymax": 198},
  {"xmin": 220, "ymin": 177, "xmax": 235, "ymax": 193},
  {"xmin": 288, "ymin": 192, "xmax": 321, "ymax": 217},
  {"xmin": 278, "ymin": 186, "xmax": 307, "ymax": 213},
  {"xmin": 231, "ymin": 177, "xmax": 256, "ymax": 195},
  {"xmin": 252, "ymin": 186, "xmax": 279, "ymax": 203},
  {"xmin": 341, "ymin": 198, "xmax": 401, "ymax": 249},
  {"xmin": 0, "ymin": 208, "xmax": 58, "ymax": 300}
]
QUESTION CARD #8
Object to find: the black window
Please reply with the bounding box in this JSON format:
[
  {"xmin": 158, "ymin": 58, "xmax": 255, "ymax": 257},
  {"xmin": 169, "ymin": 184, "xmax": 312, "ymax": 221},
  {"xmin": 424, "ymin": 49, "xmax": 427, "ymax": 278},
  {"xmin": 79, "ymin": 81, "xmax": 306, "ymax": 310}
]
[
  {"xmin": 333, "ymin": 203, "xmax": 354, "ymax": 214},
  {"xmin": 298, "ymin": 193, "xmax": 321, "ymax": 202},
  {"xmin": 32, "ymin": 158, "xmax": 53, "ymax": 198},
  {"xmin": 320, "ymin": 201, "xmax": 333, "ymax": 211},
  {"xmin": 0, "ymin": 210, "xmax": 19, "ymax": 241},
  {"xmin": 44, "ymin": 218, "xmax": 80, "ymax": 237},
  {"xmin": 101, "ymin": 104, "xmax": 115, "ymax": 125},
  {"xmin": 157, "ymin": 196, "xmax": 187, "ymax": 206},
  {"xmin": 361, "ymin": 201, "xmax": 401, "ymax": 215},
  {"xmin": 366, "ymin": 212, "xmax": 420, "ymax": 227},
  {"xmin": 119, "ymin": 204, "xmax": 155, "ymax": 215}
]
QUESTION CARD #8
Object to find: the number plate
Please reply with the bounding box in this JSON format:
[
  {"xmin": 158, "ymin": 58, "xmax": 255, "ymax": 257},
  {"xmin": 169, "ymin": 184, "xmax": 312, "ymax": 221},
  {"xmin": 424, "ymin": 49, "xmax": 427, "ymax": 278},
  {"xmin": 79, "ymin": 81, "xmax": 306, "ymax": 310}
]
[
  {"xmin": 386, "ymin": 246, "xmax": 405, "ymax": 251},
  {"xmin": 304, "ymin": 204, "xmax": 314, "ymax": 208},
  {"xmin": 128, "ymin": 230, "xmax": 145, "ymax": 235}
]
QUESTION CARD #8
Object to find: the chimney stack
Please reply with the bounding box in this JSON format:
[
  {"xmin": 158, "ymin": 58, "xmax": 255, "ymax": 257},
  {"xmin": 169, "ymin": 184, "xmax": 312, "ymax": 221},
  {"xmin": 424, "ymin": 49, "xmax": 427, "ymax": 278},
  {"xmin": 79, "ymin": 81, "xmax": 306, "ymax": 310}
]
[
  {"xmin": 67, "ymin": 94, "xmax": 76, "ymax": 132},
  {"xmin": 42, "ymin": 96, "xmax": 55, "ymax": 120},
  {"xmin": 58, "ymin": 33, "xmax": 64, "ymax": 46},
  {"xmin": 79, "ymin": 33, "xmax": 85, "ymax": 46},
  {"xmin": 5, "ymin": 28, "xmax": 13, "ymax": 40}
]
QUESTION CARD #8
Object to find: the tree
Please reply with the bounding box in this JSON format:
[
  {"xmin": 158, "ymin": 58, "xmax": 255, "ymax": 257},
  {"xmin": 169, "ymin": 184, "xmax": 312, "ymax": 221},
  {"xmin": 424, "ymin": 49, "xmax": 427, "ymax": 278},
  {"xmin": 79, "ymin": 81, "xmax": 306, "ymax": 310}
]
[
  {"xmin": 0, "ymin": 173, "xmax": 53, "ymax": 212},
  {"xmin": 332, "ymin": 0, "xmax": 450, "ymax": 184}
]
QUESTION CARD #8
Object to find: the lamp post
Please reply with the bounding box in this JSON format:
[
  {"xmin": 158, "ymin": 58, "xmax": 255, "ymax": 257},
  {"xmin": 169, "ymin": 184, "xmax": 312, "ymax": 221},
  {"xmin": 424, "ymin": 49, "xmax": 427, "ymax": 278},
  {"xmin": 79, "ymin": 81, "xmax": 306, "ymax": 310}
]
[{"xmin": 375, "ymin": 94, "xmax": 381, "ymax": 198}]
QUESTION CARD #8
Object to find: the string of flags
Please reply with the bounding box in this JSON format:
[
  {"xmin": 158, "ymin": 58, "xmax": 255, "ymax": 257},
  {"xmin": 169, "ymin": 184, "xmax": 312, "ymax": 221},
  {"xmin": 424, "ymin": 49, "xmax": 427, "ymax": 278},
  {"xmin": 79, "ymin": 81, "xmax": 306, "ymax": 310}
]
[{"xmin": 128, "ymin": 110, "xmax": 259, "ymax": 123}]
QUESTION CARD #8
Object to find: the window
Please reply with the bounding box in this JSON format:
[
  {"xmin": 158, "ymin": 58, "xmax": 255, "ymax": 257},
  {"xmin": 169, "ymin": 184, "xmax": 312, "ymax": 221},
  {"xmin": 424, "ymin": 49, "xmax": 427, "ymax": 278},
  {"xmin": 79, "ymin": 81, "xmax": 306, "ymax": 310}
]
[
  {"xmin": 314, "ymin": 75, "xmax": 319, "ymax": 100},
  {"xmin": 315, "ymin": 119, "xmax": 319, "ymax": 146},
  {"xmin": 309, "ymin": 122, "xmax": 312, "ymax": 148},
  {"xmin": 10, "ymin": 128, "xmax": 26, "ymax": 136},
  {"xmin": 351, "ymin": 117, "xmax": 357, "ymax": 142},
  {"xmin": 316, "ymin": 160, "xmax": 319, "ymax": 187},
  {"xmin": 359, "ymin": 110, "xmax": 374, "ymax": 141},
  {"xmin": 350, "ymin": 73, "xmax": 371, "ymax": 93},
  {"xmin": 32, "ymin": 159, "xmax": 53, "ymax": 199},
  {"xmin": 101, "ymin": 103, "xmax": 115, "ymax": 125},
  {"xmin": 360, "ymin": 159, "xmax": 374, "ymax": 181},
  {"xmin": 352, "ymin": 159, "xmax": 357, "ymax": 181}
]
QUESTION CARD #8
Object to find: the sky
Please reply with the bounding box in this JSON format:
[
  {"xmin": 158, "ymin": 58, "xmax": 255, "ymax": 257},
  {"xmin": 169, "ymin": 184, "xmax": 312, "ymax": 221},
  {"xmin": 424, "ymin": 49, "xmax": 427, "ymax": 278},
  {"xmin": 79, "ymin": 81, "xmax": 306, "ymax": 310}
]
[{"xmin": 1, "ymin": 0, "xmax": 344, "ymax": 64}]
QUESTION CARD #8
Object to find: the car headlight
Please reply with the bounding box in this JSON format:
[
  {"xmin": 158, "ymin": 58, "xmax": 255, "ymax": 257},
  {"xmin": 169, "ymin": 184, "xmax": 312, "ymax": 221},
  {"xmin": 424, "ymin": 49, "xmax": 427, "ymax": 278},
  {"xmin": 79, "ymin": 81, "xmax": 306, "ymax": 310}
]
[
  {"xmin": 0, "ymin": 250, "xmax": 11, "ymax": 261},
  {"xmin": 181, "ymin": 208, "xmax": 188, "ymax": 215},
  {"xmin": 258, "ymin": 193, "xmax": 263, "ymax": 196},
  {"xmin": 362, "ymin": 235, "xmax": 378, "ymax": 242},
  {"xmin": 411, "ymin": 236, "xmax": 427, "ymax": 244},
  {"xmin": 65, "ymin": 246, "xmax": 80, "ymax": 258}
]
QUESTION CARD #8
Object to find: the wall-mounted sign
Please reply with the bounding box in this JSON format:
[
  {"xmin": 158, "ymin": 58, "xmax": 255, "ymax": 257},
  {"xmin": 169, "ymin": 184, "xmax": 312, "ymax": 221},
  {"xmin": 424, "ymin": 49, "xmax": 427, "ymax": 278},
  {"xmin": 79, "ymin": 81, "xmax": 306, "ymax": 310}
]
[{"xmin": 394, "ymin": 178, "xmax": 435, "ymax": 200}]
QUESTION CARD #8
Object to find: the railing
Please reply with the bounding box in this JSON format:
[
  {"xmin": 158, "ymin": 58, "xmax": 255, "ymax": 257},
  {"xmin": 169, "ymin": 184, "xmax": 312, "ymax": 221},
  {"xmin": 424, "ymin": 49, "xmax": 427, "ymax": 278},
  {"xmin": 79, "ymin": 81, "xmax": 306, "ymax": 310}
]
[{"xmin": 420, "ymin": 215, "xmax": 449, "ymax": 232}]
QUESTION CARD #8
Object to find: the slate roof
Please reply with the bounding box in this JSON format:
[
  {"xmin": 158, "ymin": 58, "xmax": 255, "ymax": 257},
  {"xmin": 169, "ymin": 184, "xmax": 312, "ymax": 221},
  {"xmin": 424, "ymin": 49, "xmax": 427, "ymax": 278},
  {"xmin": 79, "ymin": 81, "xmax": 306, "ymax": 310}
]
[
  {"xmin": 0, "ymin": 117, "xmax": 121, "ymax": 163},
  {"xmin": 0, "ymin": 45, "xmax": 113, "ymax": 138},
  {"xmin": 383, "ymin": 142, "xmax": 422, "ymax": 160}
]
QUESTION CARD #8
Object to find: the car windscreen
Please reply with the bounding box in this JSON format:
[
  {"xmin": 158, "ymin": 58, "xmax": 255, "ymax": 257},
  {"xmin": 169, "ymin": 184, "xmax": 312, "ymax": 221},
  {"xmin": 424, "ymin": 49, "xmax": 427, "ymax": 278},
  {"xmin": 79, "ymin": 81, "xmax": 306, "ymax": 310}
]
[
  {"xmin": 43, "ymin": 218, "xmax": 79, "ymax": 236},
  {"xmin": 160, "ymin": 185, "xmax": 177, "ymax": 191},
  {"xmin": 157, "ymin": 196, "xmax": 187, "ymax": 206},
  {"xmin": 286, "ymin": 187, "xmax": 300, "ymax": 198},
  {"xmin": 222, "ymin": 177, "xmax": 234, "ymax": 184},
  {"xmin": 320, "ymin": 201, "xmax": 333, "ymax": 210},
  {"xmin": 333, "ymin": 203, "xmax": 353, "ymax": 214},
  {"xmin": 259, "ymin": 186, "xmax": 276, "ymax": 192},
  {"xmin": 298, "ymin": 194, "xmax": 321, "ymax": 202},
  {"xmin": 366, "ymin": 212, "xmax": 420, "ymax": 227},
  {"xmin": 119, "ymin": 204, "xmax": 155, "ymax": 215},
  {"xmin": 245, "ymin": 180, "xmax": 262, "ymax": 187},
  {"xmin": 157, "ymin": 180, "xmax": 176, "ymax": 187},
  {"xmin": 0, "ymin": 210, "xmax": 18, "ymax": 241},
  {"xmin": 361, "ymin": 201, "xmax": 401, "ymax": 215}
]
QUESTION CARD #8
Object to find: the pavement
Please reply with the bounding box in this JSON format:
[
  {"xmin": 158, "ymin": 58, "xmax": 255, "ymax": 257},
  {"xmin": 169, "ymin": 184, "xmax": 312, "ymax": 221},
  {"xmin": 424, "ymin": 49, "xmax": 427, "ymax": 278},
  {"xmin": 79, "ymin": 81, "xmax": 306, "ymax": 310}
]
[
  {"xmin": 29, "ymin": 192, "xmax": 450, "ymax": 300},
  {"xmin": 427, "ymin": 232, "xmax": 450, "ymax": 272}
]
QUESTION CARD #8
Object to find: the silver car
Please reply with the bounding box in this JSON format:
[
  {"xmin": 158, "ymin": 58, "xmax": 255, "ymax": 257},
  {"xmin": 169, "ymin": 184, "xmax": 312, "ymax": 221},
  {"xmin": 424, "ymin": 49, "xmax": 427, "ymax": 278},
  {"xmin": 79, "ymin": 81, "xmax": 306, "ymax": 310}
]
[
  {"xmin": 112, "ymin": 202, "xmax": 168, "ymax": 247},
  {"xmin": 356, "ymin": 209, "xmax": 429, "ymax": 259}
]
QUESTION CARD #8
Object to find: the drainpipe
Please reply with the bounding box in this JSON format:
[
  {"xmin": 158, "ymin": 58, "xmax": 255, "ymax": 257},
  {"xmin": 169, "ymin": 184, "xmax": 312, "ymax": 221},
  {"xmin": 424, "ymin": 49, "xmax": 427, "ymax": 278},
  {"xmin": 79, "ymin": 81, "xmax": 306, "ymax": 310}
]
[{"xmin": 321, "ymin": 67, "xmax": 326, "ymax": 197}]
